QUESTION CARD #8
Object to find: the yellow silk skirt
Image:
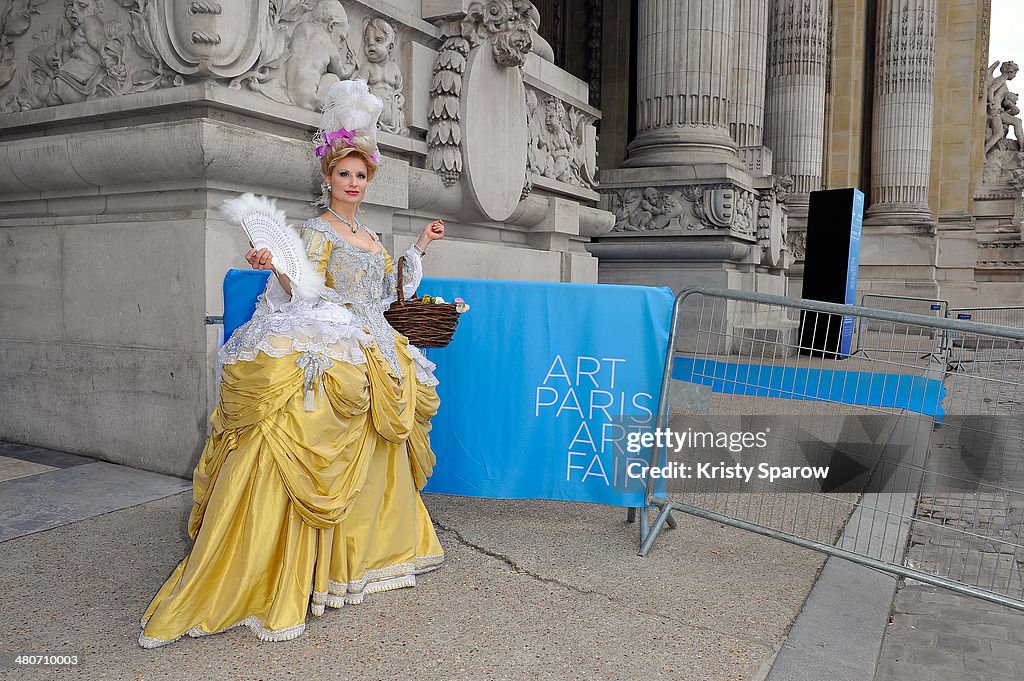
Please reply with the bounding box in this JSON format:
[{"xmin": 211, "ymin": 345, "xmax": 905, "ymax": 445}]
[{"xmin": 139, "ymin": 335, "xmax": 443, "ymax": 647}]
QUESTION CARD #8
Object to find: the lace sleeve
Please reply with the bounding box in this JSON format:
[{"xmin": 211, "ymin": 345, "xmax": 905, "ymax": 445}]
[
  {"xmin": 300, "ymin": 225, "xmax": 334, "ymax": 285},
  {"xmin": 381, "ymin": 246, "xmax": 423, "ymax": 306}
]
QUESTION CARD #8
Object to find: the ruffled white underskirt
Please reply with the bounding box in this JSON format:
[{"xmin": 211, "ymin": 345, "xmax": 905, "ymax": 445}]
[{"xmin": 219, "ymin": 290, "xmax": 439, "ymax": 387}]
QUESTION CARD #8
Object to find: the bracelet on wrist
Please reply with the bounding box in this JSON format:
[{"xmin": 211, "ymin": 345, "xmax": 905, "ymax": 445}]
[{"xmin": 413, "ymin": 243, "xmax": 427, "ymax": 257}]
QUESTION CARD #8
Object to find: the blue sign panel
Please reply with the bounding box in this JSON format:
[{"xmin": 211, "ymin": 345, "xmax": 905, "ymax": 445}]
[
  {"xmin": 420, "ymin": 278, "xmax": 674, "ymax": 507},
  {"xmin": 840, "ymin": 188, "xmax": 864, "ymax": 355}
]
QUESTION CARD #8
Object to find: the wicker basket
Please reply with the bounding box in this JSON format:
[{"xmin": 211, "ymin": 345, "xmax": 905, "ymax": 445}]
[{"xmin": 384, "ymin": 256, "xmax": 463, "ymax": 347}]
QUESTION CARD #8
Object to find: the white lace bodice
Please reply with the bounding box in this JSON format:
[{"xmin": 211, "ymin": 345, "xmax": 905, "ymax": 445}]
[
  {"xmin": 218, "ymin": 217, "xmax": 436, "ymax": 386},
  {"xmin": 301, "ymin": 217, "xmax": 422, "ymax": 375}
]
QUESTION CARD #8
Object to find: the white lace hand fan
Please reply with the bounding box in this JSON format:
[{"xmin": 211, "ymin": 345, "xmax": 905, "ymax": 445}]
[{"xmin": 221, "ymin": 193, "xmax": 324, "ymax": 299}]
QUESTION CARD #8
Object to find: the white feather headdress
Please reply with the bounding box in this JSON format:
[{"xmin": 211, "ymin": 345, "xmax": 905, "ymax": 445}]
[{"xmin": 313, "ymin": 79, "xmax": 384, "ymax": 161}]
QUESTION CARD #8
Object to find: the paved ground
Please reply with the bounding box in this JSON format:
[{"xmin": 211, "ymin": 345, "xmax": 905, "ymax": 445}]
[
  {"xmin": 876, "ymin": 584, "xmax": 1024, "ymax": 681},
  {"xmin": 0, "ymin": 441, "xmax": 828, "ymax": 681},
  {"xmin": 4, "ymin": 348, "xmax": 1024, "ymax": 681},
  {"xmin": 873, "ymin": 358, "xmax": 1024, "ymax": 681}
]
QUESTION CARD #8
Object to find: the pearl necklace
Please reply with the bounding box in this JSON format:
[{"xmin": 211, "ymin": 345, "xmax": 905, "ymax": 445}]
[{"xmin": 326, "ymin": 206, "xmax": 361, "ymax": 234}]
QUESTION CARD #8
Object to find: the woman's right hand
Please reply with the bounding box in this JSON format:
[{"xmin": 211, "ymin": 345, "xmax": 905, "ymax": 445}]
[{"xmin": 245, "ymin": 246, "xmax": 275, "ymax": 272}]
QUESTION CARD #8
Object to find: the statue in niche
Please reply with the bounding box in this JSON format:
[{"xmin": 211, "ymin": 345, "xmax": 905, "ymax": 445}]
[
  {"xmin": 985, "ymin": 60, "xmax": 1022, "ymax": 155},
  {"xmin": 539, "ymin": 97, "xmax": 574, "ymax": 183},
  {"xmin": 357, "ymin": 17, "xmax": 407, "ymax": 135},
  {"xmin": 278, "ymin": 0, "xmax": 358, "ymax": 110},
  {"xmin": 25, "ymin": 0, "xmax": 127, "ymax": 107},
  {"xmin": 527, "ymin": 94, "xmax": 597, "ymax": 188}
]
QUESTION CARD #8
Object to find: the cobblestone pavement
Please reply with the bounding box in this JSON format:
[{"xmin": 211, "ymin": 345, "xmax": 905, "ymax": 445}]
[
  {"xmin": 876, "ymin": 585, "xmax": 1024, "ymax": 681},
  {"xmin": 876, "ymin": 357, "xmax": 1024, "ymax": 681}
]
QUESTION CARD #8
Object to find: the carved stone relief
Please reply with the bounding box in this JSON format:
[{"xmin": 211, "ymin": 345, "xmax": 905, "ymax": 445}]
[
  {"xmin": 757, "ymin": 175, "xmax": 792, "ymax": 268},
  {"xmin": 356, "ymin": 16, "xmax": 406, "ymax": 134},
  {"xmin": 609, "ymin": 187, "xmax": 685, "ymax": 231},
  {"xmin": 787, "ymin": 229, "xmax": 807, "ymax": 260},
  {"xmin": 144, "ymin": 0, "xmax": 270, "ymax": 79},
  {"xmin": 0, "ymin": 0, "xmax": 413, "ymax": 120},
  {"xmin": 608, "ymin": 183, "xmax": 766, "ymax": 236},
  {"xmin": 525, "ymin": 87, "xmax": 597, "ymax": 190},
  {"xmin": 244, "ymin": 0, "xmax": 359, "ymax": 110},
  {"xmin": 427, "ymin": 0, "xmax": 538, "ymax": 187},
  {"xmin": 682, "ymin": 184, "xmax": 757, "ymax": 232},
  {"xmin": 13, "ymin": 0, "xmax": 130, "ymax": 109},
  {"xmin": 0, "ymin": 0, "xmax": 45, "ymax": 90}
]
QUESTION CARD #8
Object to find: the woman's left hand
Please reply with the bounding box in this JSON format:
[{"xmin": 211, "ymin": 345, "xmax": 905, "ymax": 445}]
[
  {"xmin": 416, "ymin": 219, "xmax": 445, "ymax": 253},
  {"xmin": 423, "ymin": 219, "xmax": 445, "ymax": 242}
]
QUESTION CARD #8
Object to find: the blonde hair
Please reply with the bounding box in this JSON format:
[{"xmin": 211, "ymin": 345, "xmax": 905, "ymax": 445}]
[{"xmin": 320, "ymin": 143, "xmax": 378, "ymax": 182}]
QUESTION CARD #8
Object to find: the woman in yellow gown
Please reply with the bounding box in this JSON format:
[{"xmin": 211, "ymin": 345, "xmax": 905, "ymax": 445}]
[{"xmin": 139, "ymin": 81, "xmax": 446, "ymax": 647}]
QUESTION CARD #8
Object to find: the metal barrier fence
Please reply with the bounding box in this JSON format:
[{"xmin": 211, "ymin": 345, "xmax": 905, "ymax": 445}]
[
  {"xmin": 637, "ymin": 286, "xmax": 1024, "ymax": 612},
  {"xmin": 946, "ymin": 306, "xmax": 1024, "ymax": 366},
  {"xmin": 854, "ymin": 293, "xmax": 947, "ymax": 360}
]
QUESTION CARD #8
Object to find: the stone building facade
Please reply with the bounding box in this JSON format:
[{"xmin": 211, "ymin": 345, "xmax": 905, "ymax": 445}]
[
  {"xmin": 0, "ymin": 0, "xmax": 1019, "ymax": 475},
  {"xmin": 587, "ymin": 0, "xmax": 1019, "ymax": 308},
  {"xmin": 0, "ymin": 0, "xmax": 609, "ymax": 475}
]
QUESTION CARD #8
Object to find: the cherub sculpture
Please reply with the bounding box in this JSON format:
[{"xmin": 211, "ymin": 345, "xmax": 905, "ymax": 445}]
[
  {"xmin": 539, "ymin": 97, "xmax": 574, "ymax": 183},
  {"xmin": 283, "ymin": 0, "xmax": 358, "ymax": 111},
  {"xmin": 357, "ymin": 17, "xmax": 407, "ymax": 135},
  {"xmin": 41, "ymin": 0, "xmax": 126, "ymax": 105}
]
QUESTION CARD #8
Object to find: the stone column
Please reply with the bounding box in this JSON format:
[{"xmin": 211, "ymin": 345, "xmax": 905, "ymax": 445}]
[
  {"xmin": 731, "ymin": 0, "xmax": 769, "ymax": 149},
  {"xmin": 865, "ymin": 0, "xmax": 938, "ymax": 225},
  {"xmin": 764, "ymin": 0, "xmax": 831, "ymax": 195},
  {"xmin": 623, "ymin": 0, "xmax": 741, "ymax": 168}
]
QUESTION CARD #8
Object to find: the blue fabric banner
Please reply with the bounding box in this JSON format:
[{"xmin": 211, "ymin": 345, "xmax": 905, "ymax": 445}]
[
  {"xmin": 223, "ymin": 270, "xmax": 271, "ymax": 341},
  {"xmin": 420, "ymin": 278, "xmax": 675, "ymax": 507}
]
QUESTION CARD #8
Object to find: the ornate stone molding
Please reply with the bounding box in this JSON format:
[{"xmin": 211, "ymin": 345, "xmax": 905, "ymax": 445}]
[
  {"xmin": 427, "ymin": 0, "xmax": 537, "ymax": 187},
  {"xmin": 608, "ymin": 183, "xmax": 760, "ymax": 237},
  {"xmin": 979, "ymin": 1, "xmax": 992, "ymax": 99},
  {"xmin": 977, "ymin": 242, "xmax": 1024, "ymax": 269},
  {"xmin": 757, "ymin": 174, "xmax": 792, "ymax": 267}
]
